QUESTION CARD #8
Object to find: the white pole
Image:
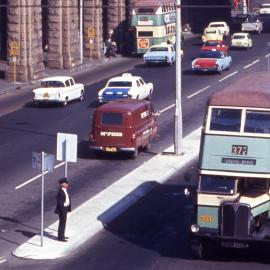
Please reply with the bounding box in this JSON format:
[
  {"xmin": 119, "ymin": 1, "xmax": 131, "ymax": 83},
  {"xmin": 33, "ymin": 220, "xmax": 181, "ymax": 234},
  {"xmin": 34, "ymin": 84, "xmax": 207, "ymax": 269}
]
[
  {"xmin": 175, "ymin": 0, "xmax": 183, "ymax": 155},
  {"xmin": 80, "ymin": 0, "xmax": 83, "ymax": 64},
  {"xmin": 41, "ymin": 152, "xmax": 45, "ymax": 247},
  {"xmin": 65, "ymin": 140, "xmax": 68, "ymax": 178}
]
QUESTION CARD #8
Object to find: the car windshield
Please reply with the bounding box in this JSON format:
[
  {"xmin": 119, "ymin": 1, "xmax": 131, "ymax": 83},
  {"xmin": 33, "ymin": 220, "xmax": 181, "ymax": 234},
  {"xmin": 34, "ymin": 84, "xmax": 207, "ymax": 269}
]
[
  {"xmin": 41, "ymin": 81, "xmax": 65, "ymax": 88},
  {"xmin": 233, "ymin": 35, "xmax": 245, "ymax": 39},
  {"xmin": 205, "ymin": 41, "xmax": 220, "ymax": 46},
  {"xmin": 150, "ymin": 47, "xmax": 168, "ymax": 52},
  {"xmin": 108, "ymin": 81, "xmax": 132, "ymax": 87},
  {"xmin": 199, "ymin": 175, "xmax": 236, "ymax": 195},
  {"xmin": 199, "ymin": 51, "xmax": 222, "ymax": 58},
  {"xmin": 245, "ymin": 16, "xmax": 259, "ymax": 22}
]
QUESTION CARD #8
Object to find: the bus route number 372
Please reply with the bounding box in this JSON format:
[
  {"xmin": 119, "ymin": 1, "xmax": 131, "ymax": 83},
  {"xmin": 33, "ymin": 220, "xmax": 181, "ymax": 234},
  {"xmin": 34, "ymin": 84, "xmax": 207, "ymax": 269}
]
[{"xmin": 231, "ymin": 145, "xmax": 248, "ymax": 156}]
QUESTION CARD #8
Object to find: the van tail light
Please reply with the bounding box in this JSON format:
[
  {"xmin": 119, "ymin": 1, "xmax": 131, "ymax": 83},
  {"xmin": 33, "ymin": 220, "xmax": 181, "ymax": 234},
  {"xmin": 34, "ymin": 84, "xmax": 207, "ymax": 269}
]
[{"xmin": 132, "ymin": 133, "xmax": 136, "ymax": 139}]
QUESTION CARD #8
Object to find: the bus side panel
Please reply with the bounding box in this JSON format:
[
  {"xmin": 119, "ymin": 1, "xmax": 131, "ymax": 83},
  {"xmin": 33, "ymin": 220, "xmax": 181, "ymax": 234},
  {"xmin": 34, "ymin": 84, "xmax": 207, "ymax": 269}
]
[{"xmin": 201, "ymin": 134, "xmax": 270, "ymax": 173}]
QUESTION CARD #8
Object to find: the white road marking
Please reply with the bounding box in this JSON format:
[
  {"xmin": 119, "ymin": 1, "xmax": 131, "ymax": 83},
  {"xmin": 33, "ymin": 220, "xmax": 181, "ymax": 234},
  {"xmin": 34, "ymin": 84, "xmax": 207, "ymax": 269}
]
[
  {"xmin": 159, "ymin": 104, "xmax": 175, "ymax": 114},
  {"xmin": 0, "ymin": 257, "xmax": 6, "ymax": 264},
  {"xmin": 187, "ymin": 85, "xmax": 211, "ymax": 99},
  {"xmin": 244, "ymin": 59, "xmax": 260, "ymax": 69},
  {"xmin": 15, "ymin": 161, "xmax": 65, "ymax": 190},
  {"xmin": 265, "ymin": 54, "xmax": 270, "ymax": 58},
  {"xmin": 218, "ymin": 71, "xmax": 238, "ymax": 82}
]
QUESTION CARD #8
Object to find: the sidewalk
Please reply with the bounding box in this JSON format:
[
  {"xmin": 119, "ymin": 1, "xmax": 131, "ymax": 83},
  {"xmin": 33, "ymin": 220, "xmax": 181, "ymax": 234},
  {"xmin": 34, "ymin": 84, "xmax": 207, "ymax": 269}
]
[{"xmin": 12, "ymin": 128, "xmax": 200, "ymax": 260}]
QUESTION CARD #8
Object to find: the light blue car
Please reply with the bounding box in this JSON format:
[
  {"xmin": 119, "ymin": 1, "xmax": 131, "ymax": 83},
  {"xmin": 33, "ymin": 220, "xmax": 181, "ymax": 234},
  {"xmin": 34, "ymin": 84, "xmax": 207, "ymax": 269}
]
[{"xmin": 143, "ymin": 43, "xmax": 176, "ymax": 66}]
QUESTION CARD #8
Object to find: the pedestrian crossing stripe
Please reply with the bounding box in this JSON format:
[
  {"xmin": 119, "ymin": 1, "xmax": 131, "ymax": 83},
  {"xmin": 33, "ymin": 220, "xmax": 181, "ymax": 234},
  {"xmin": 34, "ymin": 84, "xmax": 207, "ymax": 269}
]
[{"xmin": 0, "ymin": 256, "xmax": 6, "ymax": 264}]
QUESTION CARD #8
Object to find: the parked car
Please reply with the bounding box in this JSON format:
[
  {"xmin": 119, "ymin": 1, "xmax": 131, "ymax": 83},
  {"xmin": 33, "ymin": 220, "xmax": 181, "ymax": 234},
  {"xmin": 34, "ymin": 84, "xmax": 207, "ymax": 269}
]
[
  {"xmin": 241, "ymin": 15, "xmax": 263, "ymax": 34},
  {"xmin": 33, "ymin": 76, "xmax": 84, "ymax": 106},
  {"xmin": 231, "ymin": 32, "xmax": 252, "ymax": 49},
  {"xmin": 89, "ymin": 99, "xmax": 158, "ymax": 158},
  {"xmin": 259, "ymin": 3, "xmax": 270, "ymax": 14},
  {"xmin": 97, "ymin": 73, "xmax": 153, "ymax": 103},
  {"xmin": 202, "ymin": 27, "xmax": 223, "ymax": 43},
  {"xmin": 201, "ymin": 40, "xmax": 228, "ymax": 53},
  {"xmin": 192, "ymin": 51, "xmax": 232, "ymax": 74},
  {"xmin": 207, "ymin": 21, "xmax": 230, "ymax": 37},
  {"xmin": 143, "ymin": 43, "xmax": 176, "ymax": 66}
]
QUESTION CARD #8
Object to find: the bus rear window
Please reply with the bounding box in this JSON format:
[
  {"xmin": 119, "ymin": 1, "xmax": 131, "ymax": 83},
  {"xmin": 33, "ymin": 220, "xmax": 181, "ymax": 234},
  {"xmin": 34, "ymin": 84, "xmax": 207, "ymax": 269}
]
[
  {"xmin": 210, "ymin": 108, "xmax": 241, "ymax": 132},
  {"xmin": 138, "ymin": 31, "xmax": 153, "ymax": 37},
  {"xmin": 200, "ymin": 175, "xmax": 236, "ymax": 195},
  {"xmin": 137, "ymin": 8, "xmax": 155, "ymax": 14},
  {"xmin": 102, "ymin": 113, "xmax": 123, "ymax": 125},
  {"xmin": 244, "ymin": 111, "xmax": 270, "ymax": 134}
]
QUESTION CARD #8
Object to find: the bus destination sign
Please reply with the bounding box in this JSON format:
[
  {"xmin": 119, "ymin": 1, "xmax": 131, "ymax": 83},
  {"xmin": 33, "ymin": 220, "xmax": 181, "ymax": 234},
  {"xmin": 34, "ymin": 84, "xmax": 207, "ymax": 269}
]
[{"xmin": 221, "ymin": 157, "xmax": 256, "ymax": 165}]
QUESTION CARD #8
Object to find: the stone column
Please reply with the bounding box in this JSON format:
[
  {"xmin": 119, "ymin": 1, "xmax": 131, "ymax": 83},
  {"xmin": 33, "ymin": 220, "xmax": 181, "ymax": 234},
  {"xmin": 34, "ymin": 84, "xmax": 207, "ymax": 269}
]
[
  {"xmin": 47, "ymin": 0, "xmax": 80, "ymax": 69},
  {"xmin": 84, "ymin": 0, "xmax": 103, "ymax": 60},
  {"xmin": 7, "ymin": 0, "xmax": 45, "ymax": 81}
]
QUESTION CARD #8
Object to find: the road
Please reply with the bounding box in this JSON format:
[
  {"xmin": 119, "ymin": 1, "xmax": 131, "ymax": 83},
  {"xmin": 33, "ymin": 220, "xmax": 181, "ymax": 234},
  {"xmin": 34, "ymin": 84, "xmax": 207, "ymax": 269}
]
[{"xmin": 0, "ymin": 30, "xmax": 270, "ymax": 269}]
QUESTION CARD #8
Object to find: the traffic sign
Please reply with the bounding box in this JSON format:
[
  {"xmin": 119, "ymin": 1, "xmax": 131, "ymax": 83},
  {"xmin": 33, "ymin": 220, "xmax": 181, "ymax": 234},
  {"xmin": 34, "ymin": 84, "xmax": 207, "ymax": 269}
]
[
  {"xmin": 88, "ymin": 27, "xmax": 96, "ymax": 38},
  {"xmin": 10, "ymin": 41, "xmax": 19, "ymax": 56},
  {"xmin": 57, "ymin": 133, "xmax": 78, "ymax": 162}
]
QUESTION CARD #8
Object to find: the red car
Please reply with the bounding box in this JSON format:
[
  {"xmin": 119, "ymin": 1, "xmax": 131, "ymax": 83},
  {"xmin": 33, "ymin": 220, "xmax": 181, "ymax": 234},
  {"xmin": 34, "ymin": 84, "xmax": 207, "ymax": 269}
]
[{"xmin": 201, "ymin": 40, "xmax": 228, "ymax": 53}]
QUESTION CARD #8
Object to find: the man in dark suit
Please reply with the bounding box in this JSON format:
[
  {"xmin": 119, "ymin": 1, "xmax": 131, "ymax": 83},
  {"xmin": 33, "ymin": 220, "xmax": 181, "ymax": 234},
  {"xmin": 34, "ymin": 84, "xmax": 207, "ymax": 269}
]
[{"xmin": 55, "ymin": 177, "xmax": 71, "ymax": 242}]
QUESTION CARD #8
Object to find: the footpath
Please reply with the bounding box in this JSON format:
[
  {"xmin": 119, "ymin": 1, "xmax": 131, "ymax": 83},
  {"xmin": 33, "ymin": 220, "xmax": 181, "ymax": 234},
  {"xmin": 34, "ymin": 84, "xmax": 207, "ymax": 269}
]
[{"xmin": 12, "ymin": 128, "xmax": 200, "ymax": 260}]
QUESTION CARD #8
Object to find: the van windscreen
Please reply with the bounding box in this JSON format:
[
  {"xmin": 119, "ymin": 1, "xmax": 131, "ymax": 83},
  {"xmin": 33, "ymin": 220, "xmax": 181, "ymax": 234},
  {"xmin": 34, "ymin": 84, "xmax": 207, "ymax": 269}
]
[{"xmin": 102, "ymin": 113, "xmax": 123, "ymax": 125}]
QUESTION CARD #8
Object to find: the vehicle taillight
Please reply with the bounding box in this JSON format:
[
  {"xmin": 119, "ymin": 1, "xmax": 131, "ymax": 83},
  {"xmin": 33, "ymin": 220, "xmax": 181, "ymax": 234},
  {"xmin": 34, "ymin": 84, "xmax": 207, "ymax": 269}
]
[{"xmin": 132, "ymin": 134, "xmax": 136, "ymax": 139}]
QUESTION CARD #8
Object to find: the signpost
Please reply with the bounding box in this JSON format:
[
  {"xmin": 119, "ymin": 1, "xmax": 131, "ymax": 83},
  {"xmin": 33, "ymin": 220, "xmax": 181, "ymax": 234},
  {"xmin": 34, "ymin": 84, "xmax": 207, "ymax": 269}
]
[
  {"xmin": 57, "ymin": 133, "xmax": 78, "ymax": 178},
  {"xmin": 32, "ymin": 152, "xmax": 55, "ymax": 247},
  {"xmin": 88, "ymin": 27, "xmax": 96, "ymax": 62},
  {"xmin": 9, "ymin": 41, "xmax": 19, "ymax": 83}
]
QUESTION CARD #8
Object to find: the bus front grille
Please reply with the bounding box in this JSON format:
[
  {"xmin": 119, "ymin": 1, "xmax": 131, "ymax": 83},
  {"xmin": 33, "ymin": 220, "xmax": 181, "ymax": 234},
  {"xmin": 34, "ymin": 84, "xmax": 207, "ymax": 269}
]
[{"xmin": 221, "ymin": 202, "xmax": 251, "ymax": 239}]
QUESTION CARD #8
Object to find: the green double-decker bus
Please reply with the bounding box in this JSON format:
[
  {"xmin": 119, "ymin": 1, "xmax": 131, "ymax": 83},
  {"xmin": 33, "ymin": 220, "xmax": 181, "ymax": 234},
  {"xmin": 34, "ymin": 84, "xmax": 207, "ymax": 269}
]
[
  {"xmin": 190, "ymin": 72, "xmax": 270, "ymax": 258},
  {"xmin": 130, "ymin": 0, "xmax": 176, "ymax": 54}
]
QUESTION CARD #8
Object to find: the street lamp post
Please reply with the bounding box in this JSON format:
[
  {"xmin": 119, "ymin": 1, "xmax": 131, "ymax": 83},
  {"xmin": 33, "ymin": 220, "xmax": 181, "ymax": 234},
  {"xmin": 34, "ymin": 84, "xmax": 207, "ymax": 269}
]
[{"xmin": 175, "ymin": 0, "xmax": 183, "ymax": 155}]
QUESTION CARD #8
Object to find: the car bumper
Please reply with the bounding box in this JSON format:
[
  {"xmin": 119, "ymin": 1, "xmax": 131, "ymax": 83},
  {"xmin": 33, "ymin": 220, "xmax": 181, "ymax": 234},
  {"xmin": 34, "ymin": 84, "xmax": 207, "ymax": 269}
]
[
  {"xmin": 89, "ymin": 145, "xmax": 136, "ymax": 152},
  {"xmin": 33, "ymin": 98, "xmax": 63, "ymax": 103},
  {"xmin": 192, "ymin": 67, "xmax": 218, "ymax": 72},
  {"xmin": 98, "ymin": 96, "xmax": 129, "ymax": 103}
]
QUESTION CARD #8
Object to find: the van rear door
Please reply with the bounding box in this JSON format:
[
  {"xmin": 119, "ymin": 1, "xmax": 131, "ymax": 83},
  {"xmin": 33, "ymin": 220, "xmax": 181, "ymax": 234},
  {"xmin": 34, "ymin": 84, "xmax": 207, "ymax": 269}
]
[{"xmin": 94, "ymin": 112, "xmax": 131, "ymax": 151}]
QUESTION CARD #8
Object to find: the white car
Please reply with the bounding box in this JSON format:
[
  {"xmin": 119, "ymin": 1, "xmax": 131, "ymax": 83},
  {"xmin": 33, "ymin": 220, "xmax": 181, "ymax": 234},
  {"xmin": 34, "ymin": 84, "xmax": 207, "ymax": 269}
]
[
  {"xmin": 98, "ymin": 73, "xmax": 153, "ymax": 103},
  {"xmin": 241, "ymin": 15, "xmax": 263, "ymax": 34},
  {"xmin": 207, "ymin": 21, "xmax": 230, "ymax": 37},
  {"xmin": 231, "ymin": 32, "xmax": 252, "ymax": 49},
  {"xmin": 33, "ymin": 76, "xmax": 84, "ymax": 106}
]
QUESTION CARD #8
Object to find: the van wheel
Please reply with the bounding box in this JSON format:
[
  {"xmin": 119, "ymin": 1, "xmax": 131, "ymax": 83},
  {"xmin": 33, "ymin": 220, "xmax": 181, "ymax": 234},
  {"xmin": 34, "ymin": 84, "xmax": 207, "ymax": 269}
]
[
  {"xmin": 131, "ymin": 149, "xmax": 138, "ymax": 159},
  {"xmin": 63, "ymin": 97, "xmax": 68, "ymax": 106}
]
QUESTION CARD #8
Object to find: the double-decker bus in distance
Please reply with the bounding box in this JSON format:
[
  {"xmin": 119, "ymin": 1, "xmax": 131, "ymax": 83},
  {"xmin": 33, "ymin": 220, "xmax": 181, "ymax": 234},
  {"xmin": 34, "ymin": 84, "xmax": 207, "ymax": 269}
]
[
  {"xmin": 189, "ymin": 72, "xmax": 270, "ymax": 258},
  {"xmin": 130, "ymin": 0, "xmax": 176, "ymax": 54}
]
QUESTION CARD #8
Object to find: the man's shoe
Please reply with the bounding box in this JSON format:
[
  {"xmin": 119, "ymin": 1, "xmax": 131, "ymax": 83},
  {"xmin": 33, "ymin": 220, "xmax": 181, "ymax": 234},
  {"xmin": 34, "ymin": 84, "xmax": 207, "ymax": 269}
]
[
  {"xmin": 58, "ymin": 238, "xmax": 68, "ymax": 242},
  {"xmin": 65, "ymin": 237, "xmax": 69, "ymax": 240}
]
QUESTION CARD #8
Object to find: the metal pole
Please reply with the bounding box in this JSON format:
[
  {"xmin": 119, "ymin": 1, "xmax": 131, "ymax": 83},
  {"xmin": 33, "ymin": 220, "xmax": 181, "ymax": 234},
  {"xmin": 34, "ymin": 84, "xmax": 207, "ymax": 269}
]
[
  {"xmin": 41, "ymin": 152, "xmax": 45, "ymax": 247},
  {"xmin": 175, "ymin": 0, "xmax": 183, "ymax": 155},
  {"xmin": 64, "ymin": 140, "xmax": 68, "ymax": 178},
  {"xmin": 80, "ymin": 0, "xmax": 83, "ymax": 64},
  {"xmin": 268, "ymin": 56, "xmax": 269, "ymax": 72}
]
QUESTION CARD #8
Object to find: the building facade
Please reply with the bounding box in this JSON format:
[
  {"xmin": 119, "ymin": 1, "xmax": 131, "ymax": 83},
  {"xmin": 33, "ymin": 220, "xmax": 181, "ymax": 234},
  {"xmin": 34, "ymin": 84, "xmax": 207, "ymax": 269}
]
[{"xmin": 0, "ymin": 0, "xmax": 234, "ymax": 81}]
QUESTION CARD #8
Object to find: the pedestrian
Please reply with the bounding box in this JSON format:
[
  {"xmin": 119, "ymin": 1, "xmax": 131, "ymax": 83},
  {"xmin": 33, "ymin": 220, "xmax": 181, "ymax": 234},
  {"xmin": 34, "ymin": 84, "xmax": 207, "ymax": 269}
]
[{"xmin": 55, "ymin": 177, "xmax": 71, "ymax": 242}]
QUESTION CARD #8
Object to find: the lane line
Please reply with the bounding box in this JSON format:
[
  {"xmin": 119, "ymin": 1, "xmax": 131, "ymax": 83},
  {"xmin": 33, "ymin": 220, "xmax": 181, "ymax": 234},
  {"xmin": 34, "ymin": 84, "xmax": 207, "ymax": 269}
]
[
  {"xmin": 15, "ymin": 162, "xmax": 65, "ymax": 190},
  {"xmin": 0, "ymin": 257, "xmax": 6, "ymax": 264},
  {"xmin": 159, "ymin": 104, "xmax": 175, "ymax": 114},
  {"xmin": 244, "ymin": 59, "xmax": 260, "ymax": 69},
  {"xmin": 265, "ymin": 54, "xmax": 270, "ymax": 58},
  {"xmin": 187, "ymin": 85, "xmax": 211, "ymax": 99},
  {"xmin": 218, "ymin": 71, "xmax": 238, "ymax": 82}
]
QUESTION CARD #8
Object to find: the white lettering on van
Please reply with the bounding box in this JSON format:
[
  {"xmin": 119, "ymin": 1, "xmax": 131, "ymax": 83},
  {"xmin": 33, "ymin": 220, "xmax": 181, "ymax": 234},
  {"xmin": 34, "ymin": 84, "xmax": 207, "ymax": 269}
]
[
  {"xmin": 100, "ymin": 131, "xmax": 123, "ymax": 137},
  {"xmin": 141, "ymin": 111, "xmax": 149, "ymax": 119}
]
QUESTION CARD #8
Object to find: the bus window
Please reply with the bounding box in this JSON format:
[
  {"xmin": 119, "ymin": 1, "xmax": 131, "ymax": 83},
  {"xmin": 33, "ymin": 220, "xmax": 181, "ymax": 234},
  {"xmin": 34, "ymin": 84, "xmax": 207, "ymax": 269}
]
[
  {"xmin": 199, "ymin": 175, "xmax": 236, "ymax": 195},
  {"xmin": 244, "ymin": 110, "xmax": 270, "ymax": 134},
  {"xmin": 138, "ymin": 31, "xmax": 153, "ymax": 37},
  {"xmin": 210, "ymin": 108, "xmax": 241, "ymax": 132}
]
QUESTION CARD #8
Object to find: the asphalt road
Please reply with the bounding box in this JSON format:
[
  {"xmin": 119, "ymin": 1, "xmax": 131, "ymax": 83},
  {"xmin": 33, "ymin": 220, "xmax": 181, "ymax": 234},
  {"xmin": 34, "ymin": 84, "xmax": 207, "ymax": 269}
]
[{"xmin": 1, "ymin": 29, "xmax": 270, "ymax": 269}]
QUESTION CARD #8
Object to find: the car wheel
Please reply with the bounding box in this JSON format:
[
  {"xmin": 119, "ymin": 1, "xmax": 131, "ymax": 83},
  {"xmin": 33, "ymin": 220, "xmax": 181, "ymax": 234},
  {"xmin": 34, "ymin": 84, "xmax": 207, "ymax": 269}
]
[
  {"xmin": 63, "ymin": 97, "xmax": 68, "ymax": 106},
  {"xmin": 218, "ymin": 67, "xmax": 223, "ymax": 74},
  {"xmin": 79, "ymin": 91, "xmax": 84, "ymax": 101},
  {"xmin": 146, "ymin": 90, "xmax": 152, "ymax": 100},
  {"xmin": 168, "ymin": 58, "xmax": 173, "ymax": 66}
]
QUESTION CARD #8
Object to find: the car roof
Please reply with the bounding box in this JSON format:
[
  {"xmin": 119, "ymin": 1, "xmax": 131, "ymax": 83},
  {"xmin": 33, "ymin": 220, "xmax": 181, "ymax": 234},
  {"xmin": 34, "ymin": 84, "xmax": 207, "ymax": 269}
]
[
  {"xmin": 96, "ymin": 99, "xmax": 151, "ymax": 113},
  {"xmin": 41, "ymin": 76, "xmax": 73, "ymax": 82},
  {"xmin": 108, "ymin": 73, "xmax": 141, "ymax": 82},
  {"xmin": 233, "ymin": 32, "xmax": 248, "ymax": 36},
  {"xmin": 209, "ymin": 21, "xmax": 227, "ymax": 25}
]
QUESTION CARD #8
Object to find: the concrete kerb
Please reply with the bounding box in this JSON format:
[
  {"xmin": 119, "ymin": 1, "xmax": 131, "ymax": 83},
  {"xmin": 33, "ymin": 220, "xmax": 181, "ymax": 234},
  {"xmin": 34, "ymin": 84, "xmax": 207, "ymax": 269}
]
[{"xmin": 12, "ymin": 127, "xmax": 201, "ymax": 260}]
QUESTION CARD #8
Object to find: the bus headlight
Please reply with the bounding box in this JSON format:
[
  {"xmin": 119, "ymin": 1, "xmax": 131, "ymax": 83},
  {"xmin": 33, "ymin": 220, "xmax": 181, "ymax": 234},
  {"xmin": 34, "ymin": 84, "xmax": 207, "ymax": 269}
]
[{"xmin": 191, "ymin": 224, "xmax": 200, "ymax": 233}]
